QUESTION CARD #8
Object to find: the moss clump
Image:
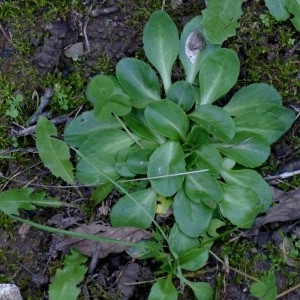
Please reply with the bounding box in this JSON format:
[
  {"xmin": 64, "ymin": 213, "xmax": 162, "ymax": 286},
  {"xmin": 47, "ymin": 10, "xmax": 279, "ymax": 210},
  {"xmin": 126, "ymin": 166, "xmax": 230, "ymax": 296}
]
[{"xmin": 230, "ymin": 2, "xmax": 299, "ymax": 101}]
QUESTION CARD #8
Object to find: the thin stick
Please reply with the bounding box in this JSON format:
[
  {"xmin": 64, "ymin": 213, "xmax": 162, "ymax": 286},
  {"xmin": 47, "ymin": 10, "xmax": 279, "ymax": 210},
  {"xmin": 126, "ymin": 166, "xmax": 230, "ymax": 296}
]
[
  {"xmin": 0, "ymin": 22, "xmax": 12, "ymax": 44},
  {"xmin": 265, "ymin": 170, "xmax": 300, "ymax": 181},
  {"xmin": 209, "ymin": 250, "xmax": 260, "ymax": 283},
  {"xmin": 276, "ymin": 282, "xmax": 300, "ymax": 299}
]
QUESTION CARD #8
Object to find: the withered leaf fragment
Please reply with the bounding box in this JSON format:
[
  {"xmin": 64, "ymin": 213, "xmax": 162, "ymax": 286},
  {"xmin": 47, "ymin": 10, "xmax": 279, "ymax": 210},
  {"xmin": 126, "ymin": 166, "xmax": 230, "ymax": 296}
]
[{"xmin": 55, "ymin": 222, "xmax": 151, "ymax": 258}]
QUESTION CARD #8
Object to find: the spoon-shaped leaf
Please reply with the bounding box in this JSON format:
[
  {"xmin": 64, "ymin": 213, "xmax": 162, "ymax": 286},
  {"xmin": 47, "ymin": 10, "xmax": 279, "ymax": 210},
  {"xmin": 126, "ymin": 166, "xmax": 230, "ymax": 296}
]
[
  {"xmin": 145, "ymin": 100, "xmax": 189, "ymax": 141},
  {"xmin": 116, "ymin": 58, "xmax": 160, "ymax": 104},
  {"xmin": 199, "ymin": 48, "xmax": 239, "ymax": 105},
  {"xmin": 148, "ymin": 141, "xmax": 185, "ymax": 197},
  {"xmin": 143, "ymin": 11, "xmax": 179, "ymax": 93}
]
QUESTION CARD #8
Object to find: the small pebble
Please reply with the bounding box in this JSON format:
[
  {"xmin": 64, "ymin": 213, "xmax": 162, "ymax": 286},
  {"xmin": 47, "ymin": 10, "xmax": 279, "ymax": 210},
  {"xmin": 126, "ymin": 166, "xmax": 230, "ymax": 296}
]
[{"xmin": 0, "ymin": 284, "xmax": 23, "ymax": 300}]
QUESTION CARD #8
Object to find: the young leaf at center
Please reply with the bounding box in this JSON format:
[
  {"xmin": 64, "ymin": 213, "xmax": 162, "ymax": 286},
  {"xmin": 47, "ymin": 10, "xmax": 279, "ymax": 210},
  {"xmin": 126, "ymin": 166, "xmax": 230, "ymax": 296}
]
[
  {"xmin": 148, "ymin": 141, "xmax": 186, "ymax": 197},
  {"xmin": 145, "ymin": 100, "xmax": 190, "ymax": 141}
]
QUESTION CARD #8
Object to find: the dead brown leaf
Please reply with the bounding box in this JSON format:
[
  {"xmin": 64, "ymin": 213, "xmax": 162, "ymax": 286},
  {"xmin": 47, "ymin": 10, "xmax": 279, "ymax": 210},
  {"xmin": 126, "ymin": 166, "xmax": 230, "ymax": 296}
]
[
  {"xmin": 254, "ymin": 187, "xmax": 300, "ymax": 228},
  {"xmin": 55, "ymin": 222, "xmax": 151, "ymax": 258},
  {"xmin": 116, "ymin": 263, "xmax": 140, "ymax": 300}
]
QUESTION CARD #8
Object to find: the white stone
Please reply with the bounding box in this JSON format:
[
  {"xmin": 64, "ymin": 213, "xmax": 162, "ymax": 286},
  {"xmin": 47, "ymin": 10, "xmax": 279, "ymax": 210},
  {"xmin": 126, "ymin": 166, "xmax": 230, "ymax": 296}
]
[{"xmin": 0, "ymin": 284, "xmax": 23, "ymax": 300}]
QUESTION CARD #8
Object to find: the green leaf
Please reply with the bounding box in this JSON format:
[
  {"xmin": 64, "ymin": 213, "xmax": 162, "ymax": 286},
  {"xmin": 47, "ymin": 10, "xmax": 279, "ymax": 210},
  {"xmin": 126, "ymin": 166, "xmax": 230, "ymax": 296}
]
[
  {"xmin": 148, "ymin": 276, "xmax": 178, "ymax": 300},
  {"xmin": 185, "ymin": 172, "xmax": 222, "ymax": 209},
  {"xmin": 124, "ymin": 108, "xmax": 165, "ymax": 144},
  {"xmin": 76, "ymin": 152, "xmax": 118, "ymax": 185},
  {"xmin": 216, "ymin": 132, "xmax": 270, "ymax": 168},
  {"xmin": 110, "ymin": 188, "xmax": 156, "ymax": 229},
  {"xmin": 224, "ymin": 83, "xmax": 282, "ymax": 116},
  {"xmin": 185, "ymin": 280, "xmax": 213, "ymax": 300},
  {"xmin": 116, "ymin": 58, "xmax": 160, "ymax": 105},
  {"xmin": 287, "ymin": 0, "xmax": 300, "ymax": 31},
  {"xmin": 221, "ymin": 169, "xmax": 272, "ymax": 212},
  {"xmin": 189, "ymin": 104, "xmax": 235, "ymax": 141},
  {"xmin": 127, "ymin": 148, "xmax": 153, "ymax": 175},
  {"xmin": 250, "ymin": 272, "xmax": 277, "ymax": 300},
  {"xmin": 234, "ymin": 105, "xmax": 295, "ymax": 144},
  {"xmin": 143, "ymin": 11, "xmax": 179, "ymax": 93},
  {"xmin": 91, "ymin": 183, "xmax": 114, "ymax": 208},
  {"xmin": 145, "ymin": 100, "xmax": 190, "ymax": 141},
  {"xmin": 179, "ymin": 248, "xmax": 209, "ymax": 271},
  {"xmin": 169, "ymin": 223, "xmax": 199, "ymax": 256},
  {"xmin": 115, "ymin": 149, "xmax": 136, "ymax": 178},
  {"xmin": 49, "ymin": 249, "xmax": 88, "ymax": 300},
  {"xmin": 186, "ymin": 126, "xmax": 210, "ymax": 147},
  {"xmin": 219, "ymin": 184, "xmax": 261, "ymax": 228},
  {"xmin": 78, "ymin": 129, "xmax": 136, "ymax": 156},
  {"xmin": 207, "ymin": 219, "xmax": 226, "ymax": 238},
  {"xmin": 166, "ymin": 81, "xmax": 196, "ymax": 112},
  {"xmin": 86, "ymin": 75, "xmax": 131, "ymax": 119},
  {"xmin": 195, "ymin": 144, "xmax": 223, "ymax": 174},
  {"xmin": 173, "ymin": 188, "xmax": 213, "ymax": 238},
  {"xmin": 64, "ymin": 111, "xmax": 121, "ymax": 148},
  {"xmin": 179, "ymin": 16, "xmax": 220, "ymax": 83},
  {"xmin": 148, "ymin": 141, "xmax": 186, "ymax": 197},
  {"xmin": 0, "ymin": 188, "xmax": 43, "ymax": 215},
  {"xmin": 265, "ymin": 0, "xmax": 290, "ymax": 21},
  {"xmin": 202, "ymin": 0, "xmax": 243, "ymax": 44},
  {"xmin": 36, "ymin": 116, "xmax": 74, "ymax": 184},
  {"xmin": 199, "ymin": 49, "xmax": 240, "ymax": 105}
]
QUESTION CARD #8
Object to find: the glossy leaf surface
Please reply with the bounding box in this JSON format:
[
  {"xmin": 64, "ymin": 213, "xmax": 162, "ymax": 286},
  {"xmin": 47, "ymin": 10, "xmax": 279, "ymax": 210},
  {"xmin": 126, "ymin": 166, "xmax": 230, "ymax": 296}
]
[
  {"xmin": 143, "ymin": 11, "xmax": 179, "ymax": 92},
  {"xmin": 145, "ymin": 100, "xmax": 190, "ymax": 141},
  {"xmin": 189, "ymin": 104, "xmax": 235, "ymax": 141},
  {"xmin": 169, "ymin": 223, "xmax": 199, "ymax": 256},
  {"xmin": 173, "ymin": 188, "xmax": 213, "ymax": 237},
  {"xmin": 110, "ymin": 188, "xmax": 156, "ymax": 229},
  {"xmin": 76, "ymin": 153, "xmax": 118, "ymax": 185},
  {"xmin": 166, "ymin": 81, "xmax": 196, "ymax": 112},
  {"xmin": 78, "ymin": 129, "xmax": 136, "ymax": 156},
  {"xmin": 195, "ymin": 144, "xmax": 223, "ymax": 174},
  {"xmin": 224, "ymin": 83, "xmax": 282, "ymax": 116},
  {"xmin": 234, "ymin": 105, "xmax": 295, "ymax": 144},
  {"xmin": 220, "ymin": 169, "xmax": 272, "ymax": 211},
  {"xmin": 185, "ymin": 172, "xmax": 222, "ymax": 208},
  {"xmin": 116, "ymin": 58, "xmax": 160, "ymax": 102},
  {"xmin": 199, "ymin": 49, "xmax": 239, "ymax": 105},
  {"xmin": 148, "ymin": 141, "xmax": 185, "ymax": 197},
  {"xmin": 179, "ymin": 16, "xmax": 220, "ymax": 83},
  {"xmin": 86, "ymin": 75, "xmax": 131, "ymax": 119},
  {"xmin": 219, "ymin": 184, "xmax": 260, "ymax": 228},
  {"xmin": 265, "ymin": 0, "xmax": 290, "ymax": 21},
  {"xmin": 216, "ymin": 132, "xmax": 270, "ymax": 168},
  {"xmin": 124, "ymin": 108, "xmax": 165, "ymax": 143},
  {"xmin": 64, "ymin": 111, "xmax": 121, "ymax": 148}
]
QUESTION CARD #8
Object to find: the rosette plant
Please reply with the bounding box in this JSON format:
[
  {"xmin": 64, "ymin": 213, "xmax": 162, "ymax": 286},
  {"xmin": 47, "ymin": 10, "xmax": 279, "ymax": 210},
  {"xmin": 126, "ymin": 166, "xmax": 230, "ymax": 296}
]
[{"xmin": 35, "ymin": 8, "xmax": 295, "ymax": 299}]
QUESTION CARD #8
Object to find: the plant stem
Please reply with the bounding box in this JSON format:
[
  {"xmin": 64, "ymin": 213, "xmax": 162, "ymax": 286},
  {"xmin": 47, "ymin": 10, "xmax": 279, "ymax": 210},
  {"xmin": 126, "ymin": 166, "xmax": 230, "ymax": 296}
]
[{"xmin": 276, "ymin": 282, "xmax": 300, "ymax": 299}]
